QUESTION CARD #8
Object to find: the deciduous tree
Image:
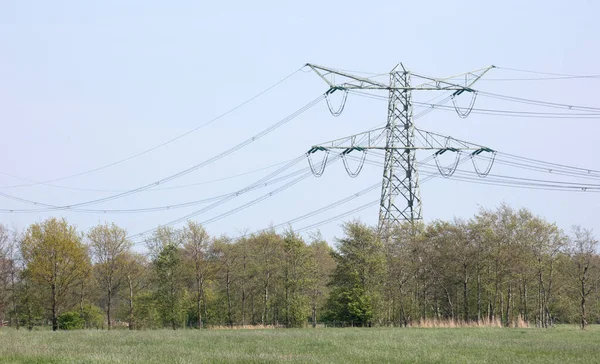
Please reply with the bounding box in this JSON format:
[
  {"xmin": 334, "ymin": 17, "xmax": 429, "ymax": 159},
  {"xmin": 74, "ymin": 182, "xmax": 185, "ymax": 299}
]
[
  {"xmin": 20, "ymin": 218, "xmax": 90, "ymax": 331},
  {"xmin": 88, "ymin": 223, "xmax": 132, "ymax": 329}
]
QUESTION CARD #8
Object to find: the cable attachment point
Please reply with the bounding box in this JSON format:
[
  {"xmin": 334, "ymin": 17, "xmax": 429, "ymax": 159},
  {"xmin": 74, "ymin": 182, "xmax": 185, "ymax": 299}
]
[
  {"xmin": 470, "ymin": 147, "xmax": 496, "ymax": 177},
  {"xmin": 307, "ymin": 146, "xmax": 330, "ymax": 177},
  {"xmin": 451, "ymin": 88, "xmax": 478, "ymax": 119},
  {"xmin": 325, "ymin": 86, "xmax": 349, "ymax": 117},
  {"xmin": 433, "ymin": 148, "xmax": 461, "ymax": 178},
  {"xmin": 341, "ymin": 147, "xmax": 367, "ymax": 178}
]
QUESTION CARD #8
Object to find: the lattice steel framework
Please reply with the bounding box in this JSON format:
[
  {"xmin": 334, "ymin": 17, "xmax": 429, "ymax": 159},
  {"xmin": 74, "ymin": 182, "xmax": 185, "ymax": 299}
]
[
  {"xmin": 379, "ymin": 65, "xmax": 421, "ymax": 233},
  {"xmin": 305, "ymin": 63, "xmax": 495, "ymax": 237}
]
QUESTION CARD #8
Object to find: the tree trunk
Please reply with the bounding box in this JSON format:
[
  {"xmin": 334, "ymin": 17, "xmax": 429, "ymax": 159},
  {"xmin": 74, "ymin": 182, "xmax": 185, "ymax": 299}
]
[
  {"xmin": 311, "ymin": 300, "xmax": 317, "ymax": 328},
  {"xmin": 476, "ymin": 266, "xmax": 481, "ymax": 323},
  {"xmin": 544, "ymin": 260, "xmax": 554, "ymax": 328},
  {"xmin": 107, "ymin": 282, "xmax": 112, "ymax": 330},
  {"xmin": 226, "ymin": 270, "xmax": 233, "ymax": 328},
  {"xmin": 201, "ymin": 278, "xmax": 208, "ymax": 327},
  {"xmin": 522, "ymin": 280, "xmax": 527, "ymax": 323},
  {"xmin": 285, "ymin": 274, "xmax": 289, "ymax": 328},
  {"xmin": 10, "ymin": 268, "xmax": 19, "ymax": 330},
  {"xmin": 196, "ymin": 276, "xmax": 203, "ymax": 329},
  {"xmin": 128, "ymin": 275, "xmax": 134, "ymax": 330},
  {"xmin": 79, "ymin": 282, "xmax": 85, "ymax": 328},
  {"xmin": 51, "ymin": 282, "xmax": 58, "ymax": 331},
  {"xmin": 263, "ymin": 272, "xmax": 270, "ymax": 325},
  {"xmin": 241, "ymin": 285, "xmax": 246, "ymax": 326},
  {"xmin": 170, "ymin": 277, "xmax": 176, "ymax": 330},
  {"xmin": 241, "ymin": 255, "xmax": 247, "ymax": 326},
  {"xmin": 506, "ymin": 283, "xmax": 512, "ymax": 327},
  {"xmin": 580, "ymin": 267, "xmax": 587, "ymax": 330},
  {"xmin": 440, "ymin": 283, "xmax": 453, "ymax": 321},
  {"xmin": 499, "ymin": 291, "xmax": 504, "ymax": 326},
  {"xmin": 251, "ymin": 291, "xmax": 255, "ymax": 325},
  {"xmin": 463, "ymin": 263, "xmax": 469, "ymax": 322}
]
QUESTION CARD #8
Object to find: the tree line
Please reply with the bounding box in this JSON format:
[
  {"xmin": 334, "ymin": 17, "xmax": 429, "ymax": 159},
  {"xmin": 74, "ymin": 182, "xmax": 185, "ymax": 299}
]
[{"xmin": 0, "ymin": 204, "xmax": 598, "ymax": 331}]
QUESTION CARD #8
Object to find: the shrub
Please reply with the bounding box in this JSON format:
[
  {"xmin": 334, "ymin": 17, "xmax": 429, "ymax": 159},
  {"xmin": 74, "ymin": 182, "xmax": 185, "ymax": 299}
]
[
  {"xmin": 58, "ymin": 312, "xmax": 84, "ymax": 330},
  {"xmin": 81, "ymin": 304, "xmax": 104, "ymax": 329}
]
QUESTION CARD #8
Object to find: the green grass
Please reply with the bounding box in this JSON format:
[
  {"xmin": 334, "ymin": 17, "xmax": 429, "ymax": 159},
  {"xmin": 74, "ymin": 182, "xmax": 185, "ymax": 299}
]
[{"xmin": 0, "ymin": 325, "xmax": 599, "ymax": 363}]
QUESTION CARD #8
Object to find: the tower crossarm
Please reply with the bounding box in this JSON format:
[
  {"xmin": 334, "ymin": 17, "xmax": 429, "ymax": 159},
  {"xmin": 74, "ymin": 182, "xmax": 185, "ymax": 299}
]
[
  {"xmin": 308, "ymin": 127, "xmax": 490, "ymax": 152},
  {"xmin": 306, "ymin": 63, "xmax": 495, "ymax": 92},
  {"xmin": 305, "ymin": 64, "xmax": 389, "ymax": 90},
  {"xmin": 411, "ymin": 65, "xmax": 496, "ymax": 91}
]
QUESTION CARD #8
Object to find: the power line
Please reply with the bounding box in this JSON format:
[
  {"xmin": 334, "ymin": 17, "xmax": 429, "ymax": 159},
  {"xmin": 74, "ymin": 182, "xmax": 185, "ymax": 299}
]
[
  {"xmin": 131, "ymin": 126, "xmax": 382, "ymax": 243},
  {"xmin": 294, "ymin": 200, "xmax": 380, "ymax": 233},
  {"xmin": 132, "ymin": 143, "xmax": 600, "ymax": 246},
  {"xmin": 0, "ymin": 94, "xmax": 326, "ymax": 211},
  {"xmin": 355, "ymin": 153, "xmax": 600, "ymax": 192},
  {"xmin": 2, "ymin": 68, "xmax": 304, "ymax": 189},
  {"xmin": 130, "ymin": 158, "xmax": 330, "ymax": 244},
  {"xmin": 230, "ymin": 155, "xmax": 459, "ymax": 241},
  {"xmin": 497, "ymin": 152, "xmax": 600, "ymax": 174},
  {"xmin": 477, "ymin": 91, "xmax": 600, "ymax": 112},
  {"xmin": 495, "ymin": 66, "xmax": 600, "ymax": 78},
  {"xmin": 0, "ymin": 158, "xmax": 294, "ymax": 193},
  {"xmin": 349, "ymin": 90, "xmax": 600, "ymax": 119},
  {"xmin": 479, "ymin": 76, "xmax": 600, "ymax": 81},
  {"xmin": 0, "ymin": 158, "xmax": 309, "ymax": 213}
]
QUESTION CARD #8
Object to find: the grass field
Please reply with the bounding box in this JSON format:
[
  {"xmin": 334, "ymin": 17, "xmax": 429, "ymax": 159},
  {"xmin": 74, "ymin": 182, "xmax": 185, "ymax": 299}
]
[{"xmin": 0, "ymin": 325, "xmax": 599, "ymax": 363}]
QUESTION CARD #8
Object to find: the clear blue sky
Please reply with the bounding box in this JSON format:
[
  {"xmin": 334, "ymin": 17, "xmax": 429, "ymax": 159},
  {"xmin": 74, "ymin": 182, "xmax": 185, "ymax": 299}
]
[{"xmin": 1, "ymin": 0, "xmax": 599, "ymax": 245}]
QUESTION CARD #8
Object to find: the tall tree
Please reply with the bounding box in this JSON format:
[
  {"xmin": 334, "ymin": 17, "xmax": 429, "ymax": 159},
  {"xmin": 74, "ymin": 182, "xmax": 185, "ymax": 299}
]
[
  {"xmin": 181, "ymin": 221, "xmax": 212, "ymax": 329},
  {"xmin": 568, "ymin": 226, "xmax": 600, "ymax": 329},
  {"xmin": 213, "ymin": 236, "xmax": 236, "ymax": 327},
  {"xmin": 20, "ymin": 218, "xmax": 90, "ymax": 331},
  {"xmin": 120, "ymin": 252, "xmax": 148, "ymax": 330},
  {"xmin": 147, "ymin": 227, "xmax": 185, "ymax": 330},
  {"xmin": 307, "ymin": 234, "xmax": 335, "ymax": 328},
  {"xmin": 326, "ymin": 221, "xmax": 386, "ymax": 326},
  {"xmin": 232, "ymin": 237, "xmax": 254, "ymax": 326},
  {"xmin": 249, "ymin": 231, "xmax": 283, "ymax": 325},
  {"xmin": 0, "ymin": 224, "xmax": 13, "ymax": 327},
  {"xmin": 282, "ymin": 229, "xmax": 311, "ymax": 328},
  {"xmin": 88, "ymin": 223, "xmax": 132, "ymax": 330}
]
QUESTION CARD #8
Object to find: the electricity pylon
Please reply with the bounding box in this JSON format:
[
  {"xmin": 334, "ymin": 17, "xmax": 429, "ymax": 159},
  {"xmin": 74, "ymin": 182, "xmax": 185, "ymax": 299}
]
[{"xmin": 305, "ymin": 63, "xmax": 496, "ymax": 238}]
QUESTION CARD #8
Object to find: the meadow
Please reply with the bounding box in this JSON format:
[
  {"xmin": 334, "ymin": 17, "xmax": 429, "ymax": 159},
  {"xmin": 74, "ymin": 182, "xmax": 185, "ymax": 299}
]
[{"xmin": 0, "ymin": 326, "xmax": 599, "ymax": 363}]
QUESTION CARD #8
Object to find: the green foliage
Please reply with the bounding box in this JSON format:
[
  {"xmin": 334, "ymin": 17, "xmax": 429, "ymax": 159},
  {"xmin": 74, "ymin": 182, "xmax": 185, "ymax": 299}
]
[
  {"xmin": 326, "ymin": 222, "xmax": 384, "ymax": 326},
  {"xmin": 80, "ymin": 304, "xmax": 104, "ymax": 329},
  {"xmin": 20, "ymin": 218, "xmax": 91, "ymax": 331},
  {"xmin": 4, "ymin": 208, "xmax": 600, "ymax": 330},
  {"xmin": 153, "ymin": 241, "xmax": 187, "ymax": 329},
  {"xmin": 88, "ymin": 223, "xmax": 132, "ymax": 329},
  {"xmin": 282, "ymin": 230, "xmax": 312, "ymax": 328},
  {"xmin": 58, "ymin": 311, "xmax": 84, "ymax": 330},
  {"xmin": 133, "ymin": 292, "xmax": 161, "ymax": 329},
  {"xmin": 325, "ymin": 283, "xmax": 373, "ymax": 325}
]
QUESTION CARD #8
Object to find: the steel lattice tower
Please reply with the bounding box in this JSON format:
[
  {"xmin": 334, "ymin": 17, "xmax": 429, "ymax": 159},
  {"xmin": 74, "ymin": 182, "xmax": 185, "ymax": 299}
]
[
  {"xmin": 305, "ymin": 63, "xmax": 495, "ymax": 237},
  {"xmin": 379, "ymin": 66, "xmax": 421, "ymax": 233}
]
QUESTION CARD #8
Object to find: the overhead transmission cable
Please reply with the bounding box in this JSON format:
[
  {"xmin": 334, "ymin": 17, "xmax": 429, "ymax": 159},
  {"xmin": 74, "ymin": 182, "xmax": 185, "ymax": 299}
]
[
  {"xmin": 229, "ymin": 154, "xmax": 442, "ymax": 241},
  {"xmin": 352, "ymin": 153, "xmax": 600, "ymax": 192},
  {"xmin": 476, "ymin": 91, "xmax": 600, "ymax": 112},
  {"xmin": 349, "ymin": 90, "xmax": 600, "ymax": 119},
  {"xmin": 289, "ymin": 158, "xmax": 459, "ymax": 235},
  {"xmin": 0, "ymin": 159, "xmax": 294, "ymax": 193},
  {"xmin": 0, "ymin": 159, "xmax": 312, "ymax": 213},
  {"xmin": 130, "ymin": 153, "xmax": 343, "ymax": 244},
  {"xmin": 495, "ymin": 67, "xmax": 600, "ymax": 77},
  {"xmin": 1, "ymin": 68, "xmax": 304, "ymax": 189},
  {"xmin": 0, "ymin": 94, "xmax": 326, "ymax": 211},
  {"xmin": 131, "ymin": 127, "xmax": 380, "ymax": 243}
]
